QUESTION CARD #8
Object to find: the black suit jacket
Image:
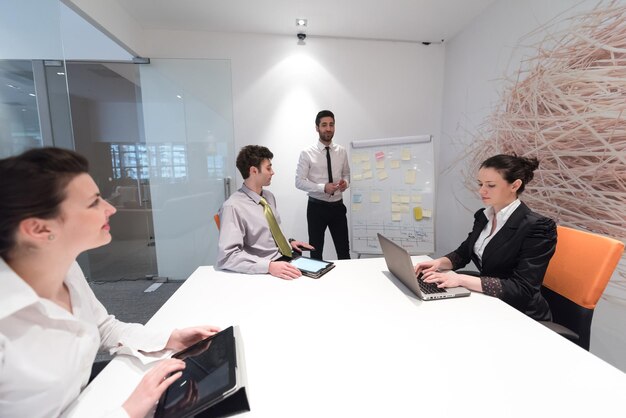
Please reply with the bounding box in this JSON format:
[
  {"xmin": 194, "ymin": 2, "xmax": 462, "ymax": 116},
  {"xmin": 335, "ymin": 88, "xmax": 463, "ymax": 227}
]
[{"xmin": 447, "ymin": 202, "xmax": 557, "ymax": 321}]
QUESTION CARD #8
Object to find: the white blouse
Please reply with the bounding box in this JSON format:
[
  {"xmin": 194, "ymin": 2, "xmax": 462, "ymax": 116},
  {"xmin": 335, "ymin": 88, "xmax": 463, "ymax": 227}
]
[
  {"xmin": 0, "ymin": 259, "xmax": 171, "ymax": 418},
  {"xmin": 473, "ymin": 199, "xmax": 522, "ymax": 261}
]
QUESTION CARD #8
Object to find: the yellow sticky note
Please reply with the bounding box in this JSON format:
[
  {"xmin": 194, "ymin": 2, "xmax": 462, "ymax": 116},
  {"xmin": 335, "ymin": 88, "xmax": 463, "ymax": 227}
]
[
  {"xmin": 377, "ymin": 170, "xmax": 388, "ymax": 180},
  {"xmin": 391, "ymin": 194, "xmax": 401, "ymax": 203},
  {"xmin": 405, "ymin": 169, "xmax": 416, "ymax": 184},
  {"xmin": 376, "ymin": 160, "xmax": 385, "ymax": 169},
  {"xmin": 392, "ymin": 213, "xmax": 402, "ymax": 222},
  {"xmin": 391, "ymin": 203, "xmax": 402, "ymax": 212},
  {"xmin": 390, "ymin": 160, "xmax": 401, "ymax": 169},
  {"xmin": 422, "ymin": 209, "xmax": 432, "ymax": 218},
  {"xmin": 353, "ymin": 174, "xmax": 363, "ymax": 181},
  {"xmin": 400, "ymin": 195, "xmax": 410, "ymax": 203},
  {"xmin": 363, "ymin": 170, "xmax": 373, "ymax": 179},
  {"xmin": 412, "ymin": 194, "xmax": 422, "ymax": 203},
  {"xmin": 401, "ymin": 149, "xmax": 411, "ymax": 161},
  {"xmin": 352, "ymin": 154, "xmax": 360, "ymax": 164},
  {"xmin": 370, "ymin": 193, "xmax": 381, "ymax": 203},
  {"xmin": 352, "ymin": 203, "xmax": 362, "ymax": 212},
  {"xmin": 413, "ymin": 206, "xmax": 423, "ymax": 220},
  {"xmin": 361, "ymin": 162, "xmax": 371, "ymax": 170}
]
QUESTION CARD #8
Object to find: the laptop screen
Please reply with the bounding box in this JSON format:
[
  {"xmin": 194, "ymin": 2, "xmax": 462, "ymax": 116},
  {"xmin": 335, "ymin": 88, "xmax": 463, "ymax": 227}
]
[{"xmin": 156, "ymin": 327, "xmax": 237, "ymax": 417}]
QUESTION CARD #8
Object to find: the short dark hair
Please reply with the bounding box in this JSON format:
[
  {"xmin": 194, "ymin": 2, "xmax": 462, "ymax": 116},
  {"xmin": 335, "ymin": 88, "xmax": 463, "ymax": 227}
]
[
  {"xmin": 480, "ymin": 154, "xmax": 539, "ymax": 195},
  {"xmin": 315, "ymin": 110, "xmax": 335, "ymax": 126},
  {"xmin": 0, "ymin": 147, "xmax": 89, "ymax": 259},
  {"xmin": 236, "ymin": 145, "xmax": 274, "ymax": 179}
]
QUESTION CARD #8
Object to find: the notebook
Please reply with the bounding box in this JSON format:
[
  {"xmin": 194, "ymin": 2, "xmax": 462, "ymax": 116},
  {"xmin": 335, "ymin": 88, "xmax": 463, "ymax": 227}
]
[
  {"xmin": 155, "ymin": 326, "xmax": 249, "ymax": 418},
  {"xmin": 377, "ymin": 233, "xmax": 470, "ymax": 300}
]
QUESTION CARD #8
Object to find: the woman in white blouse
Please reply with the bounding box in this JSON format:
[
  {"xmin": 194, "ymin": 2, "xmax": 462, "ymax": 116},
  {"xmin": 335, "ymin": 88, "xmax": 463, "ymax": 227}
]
[
  {"xmin": 0, "ymin": 148, "xmax": 219, "ymax": 417},
  {"xmin": 414, "ymin": 154, "xmax": 557, "ymax": 320}
]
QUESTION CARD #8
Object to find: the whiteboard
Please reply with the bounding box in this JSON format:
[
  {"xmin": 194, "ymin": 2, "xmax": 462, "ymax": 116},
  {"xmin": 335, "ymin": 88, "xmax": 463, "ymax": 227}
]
[{"xmin": 349, "ymin": 135, "xmax": 435, "ymax": 255}]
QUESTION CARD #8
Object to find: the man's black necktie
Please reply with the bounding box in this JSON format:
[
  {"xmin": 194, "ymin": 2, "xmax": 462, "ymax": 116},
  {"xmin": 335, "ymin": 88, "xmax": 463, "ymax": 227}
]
[{"xmin": 325, "ymin": 146, "xmax": 333, "ymax": 183}]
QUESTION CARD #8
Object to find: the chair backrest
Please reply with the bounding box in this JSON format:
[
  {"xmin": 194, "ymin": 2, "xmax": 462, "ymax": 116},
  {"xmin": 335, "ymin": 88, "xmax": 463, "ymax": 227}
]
[
  {"xmin": 541, "ymin": 226, "xmax": 624, "ymax": 350},
  {"xmin": 543, "ymin": 226, "xmax": 624, "ymax": 309},
  {"xmin": 213, "ymin": 213, "xmax": 221, "ymax": 231}
]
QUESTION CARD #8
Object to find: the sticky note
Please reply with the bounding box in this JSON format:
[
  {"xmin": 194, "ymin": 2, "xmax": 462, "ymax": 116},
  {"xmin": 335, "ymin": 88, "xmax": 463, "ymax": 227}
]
[
  {"xmin": 391, "ymin": 203, "xmax": 402, "ymax": 212},
  {"xmin": 352, "ymin": 194, "xmax": 363, "ymax": 203},
  {"xmin": 392, "ymin": 213, "xmax": 402, "ymax": 221},
  {"xmin": 361, "ymin": 162, "xmax": 371, "ymax": 170},
  {"xmin": 400, "ymin": 204, "xmax": 409, "ymax": 213},
  {"xmin": 370, "ymin": 193, "xmax": 380, "ymax": 203},
  {"xmin": 352, "ymin": 154, "xmax": 360, "ymax": 163},
  {"xmin": 352, "ymin": 203, "xmax": 362, "ymax": 212},
  {"xmin": 390, "ymin": 160, "xmax": 401, "ymax": 169},
  {"xmin": 375, "ymin": 151, "xmax": 385, "ymax": 160},
  {"xmin": 412, "ymin": 194, "xmax": 422, "ymax": 203},
  {"xmin": 353, "ymin": 174, "xmax": 363, "ymax": 181},
  {"xmin": 413, "ymin": 207, "xmax": 423, "ymax": 220},
  {"xmin": 363, "ymin": 170, "xmax": 373, "ymax": 179},
  {"xmin": 391, "ymin": 194, "xmax": 401, "ymax": 203},
  {"xmin": 405, "ymin": 169, "xmax": 416, "ymax": 184},
  {"xmin": 376, "ymin": 160, "xmax": 385, "ymax": 169},
  {"xmin": 377, "ymin": 170, "xmax": 388, "ymax": 180},
  {"xmin": 401, "ymin": 149, "xmax": 411, "ymax": 161},
  {"xmin": 400, "ymin": 195, "xmax": 410, "ymax": 203},
  {"xmin": 422, "ymin": 209, "xmax": 432, "ymax": 218}
]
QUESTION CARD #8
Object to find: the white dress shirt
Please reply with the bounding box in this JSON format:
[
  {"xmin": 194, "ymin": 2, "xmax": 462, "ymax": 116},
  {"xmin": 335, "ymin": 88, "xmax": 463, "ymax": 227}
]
[
  {"xmin": 295, "ymin": 141, "xmax": 350, "ymax": 202},
  {"xmin": 216, "ymin": 184, "xmax": 285, "ymax": 274},
  {"xmin": 0, "ymin": 258, "xmax": 171, "ymax": 418},
  {"xmin": 473, "ymin": 199, "xmax": 522, "ymax": 261}
]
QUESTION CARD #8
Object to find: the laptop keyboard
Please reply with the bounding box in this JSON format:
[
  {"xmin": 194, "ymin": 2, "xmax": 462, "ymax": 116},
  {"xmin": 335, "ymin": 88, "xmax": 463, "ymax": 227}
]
[{"xmin": 417, "ymin": 274, "xmax": 447, "ymax": 294}]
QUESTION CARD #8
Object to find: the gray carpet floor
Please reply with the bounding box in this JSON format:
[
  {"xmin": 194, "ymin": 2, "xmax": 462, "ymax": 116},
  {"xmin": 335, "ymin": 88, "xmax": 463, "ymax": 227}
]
[{"xmin": 89, "ymin": 279, "xmax": 183, "ymax": 361}]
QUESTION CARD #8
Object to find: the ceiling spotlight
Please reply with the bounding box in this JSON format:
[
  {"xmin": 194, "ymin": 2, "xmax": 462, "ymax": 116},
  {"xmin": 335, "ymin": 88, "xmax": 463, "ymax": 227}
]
[
  {"xmin": 29, "ymin": 93, "xmax": 36, "ymax": 97},
  {"xmin": 57, "ymin": 72, "xmax": 65, "ymax": 76},
  {"xmin": 296, "ymin": 18, "xmax": 307, "ymax": 27}
]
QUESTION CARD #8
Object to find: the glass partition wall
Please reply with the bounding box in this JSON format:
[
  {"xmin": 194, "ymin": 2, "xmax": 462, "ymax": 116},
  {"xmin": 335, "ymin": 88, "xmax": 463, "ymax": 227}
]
[{"xmin": 1, "ymin": 0, "xmax": 234, "ymax": 282}]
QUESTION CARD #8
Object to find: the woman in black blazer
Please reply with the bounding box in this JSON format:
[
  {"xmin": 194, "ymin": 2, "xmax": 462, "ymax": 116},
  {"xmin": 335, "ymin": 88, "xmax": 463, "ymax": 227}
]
[{"xmin": 416, "ymin": 154, "xmax": 557, "ymax": 321}]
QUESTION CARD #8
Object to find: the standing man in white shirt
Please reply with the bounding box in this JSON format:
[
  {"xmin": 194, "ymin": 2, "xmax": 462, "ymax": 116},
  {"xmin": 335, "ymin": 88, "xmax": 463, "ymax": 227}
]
[{"xmin": 296, "ymin": 110, "xmax": 351, "ymax": 260}]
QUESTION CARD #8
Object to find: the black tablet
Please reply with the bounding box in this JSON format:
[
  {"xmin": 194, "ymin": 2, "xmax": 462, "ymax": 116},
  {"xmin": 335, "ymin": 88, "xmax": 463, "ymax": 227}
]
[
  {"xmin": 155, "ymin": 326, "xmax": 239, "ymax": 418},
  {"xmin": 289, "ymin": 256, "xmax": 335, "ymax": 278}
]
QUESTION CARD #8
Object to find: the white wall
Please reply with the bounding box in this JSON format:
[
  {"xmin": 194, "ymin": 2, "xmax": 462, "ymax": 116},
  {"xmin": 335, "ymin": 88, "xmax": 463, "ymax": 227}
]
[
  {"xmin": 441, "ymin": 0, "xmax": 626, "ymax": 370},
  {"xmin": 140, "ymin": 31, "xmax": 445, "ymax": 260}
]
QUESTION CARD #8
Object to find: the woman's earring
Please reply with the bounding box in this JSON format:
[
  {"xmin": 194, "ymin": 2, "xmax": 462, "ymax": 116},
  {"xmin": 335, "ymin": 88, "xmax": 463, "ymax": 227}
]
[{"xmin": 48, "ymin": 234, "xmax": 55, "ymax": 241}]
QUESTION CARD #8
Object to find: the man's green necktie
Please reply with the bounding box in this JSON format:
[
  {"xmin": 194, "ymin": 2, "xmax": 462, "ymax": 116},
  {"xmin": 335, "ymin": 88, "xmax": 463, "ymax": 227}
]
[{"xmin": 259, "ymin": 197, "xmax": 292, "ymax": 257}]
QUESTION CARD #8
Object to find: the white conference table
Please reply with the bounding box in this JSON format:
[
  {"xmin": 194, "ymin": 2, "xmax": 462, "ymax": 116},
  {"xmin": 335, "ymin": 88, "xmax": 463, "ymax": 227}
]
[{"xmin": 68, "ymin": 257, "xmax": 626, "ymax": 417}]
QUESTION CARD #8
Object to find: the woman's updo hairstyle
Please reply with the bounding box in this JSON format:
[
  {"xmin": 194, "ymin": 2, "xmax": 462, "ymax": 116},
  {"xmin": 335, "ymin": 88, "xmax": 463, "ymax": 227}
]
[
  {"xmin": 480, "ymin": 154, "xmax": 539, "ymax": 195},
  {"xmin": 0, "ymin": 147, "xmax": 89, "ymax": 259}
]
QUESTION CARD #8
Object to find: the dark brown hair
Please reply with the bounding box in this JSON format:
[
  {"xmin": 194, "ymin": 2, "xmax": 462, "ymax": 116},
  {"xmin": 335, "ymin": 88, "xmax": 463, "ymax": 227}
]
[
  {"xmin": 0, "ymin": 147, "xmax": 89, "ymax": 259},
  {"xmin": 235, "ymin": 145, "xmax": 274, "ymax": 179},
  {"xmin": 315, "ymin": 110, "xmax": 335, "ymax": 126},
  {"xmin": 480, "ymin": 154, "xmax": 539, "ymax": 194}
]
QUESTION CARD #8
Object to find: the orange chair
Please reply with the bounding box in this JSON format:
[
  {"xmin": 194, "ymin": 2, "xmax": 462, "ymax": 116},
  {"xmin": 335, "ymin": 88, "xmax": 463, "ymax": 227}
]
[
  {"xmin": 213, "ymin": 213, "xmax": 221, "ymax": 231},
  {"xmin": 540, "ymin": 226, "xmax": 624, "ymax": 350}
]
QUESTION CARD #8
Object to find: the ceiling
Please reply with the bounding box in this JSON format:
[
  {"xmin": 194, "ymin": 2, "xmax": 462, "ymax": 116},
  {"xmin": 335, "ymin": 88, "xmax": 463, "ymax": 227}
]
[{"xmin": 115, "ymin": 0, "xmax": 497, "ymax": 43}]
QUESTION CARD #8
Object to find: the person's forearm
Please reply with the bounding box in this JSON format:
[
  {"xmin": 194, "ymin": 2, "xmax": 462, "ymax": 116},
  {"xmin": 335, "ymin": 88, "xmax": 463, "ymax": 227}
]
[{"xmin": 458, "ymin": 275, "xmax": 483, "ymax": 293}]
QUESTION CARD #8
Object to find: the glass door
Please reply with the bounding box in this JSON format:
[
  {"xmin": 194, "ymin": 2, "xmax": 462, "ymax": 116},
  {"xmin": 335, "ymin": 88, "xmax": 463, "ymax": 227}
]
[
  {"xmin": 67, "ymin": 60, "xmax": 235, "ymax": 281},
  {"xmin": 139, "ymin": 59, "xmax": 235, "ymax": 281}
]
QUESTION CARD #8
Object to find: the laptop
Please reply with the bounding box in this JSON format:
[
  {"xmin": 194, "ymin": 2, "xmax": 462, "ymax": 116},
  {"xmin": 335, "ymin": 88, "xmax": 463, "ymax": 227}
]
[
  {"xmin": 155, "ymin": 326, "xmax": 249, "ymax": 418},
  {"xmin": 377, "ymin": 233, "xmax": 470, "ymax": 300}
]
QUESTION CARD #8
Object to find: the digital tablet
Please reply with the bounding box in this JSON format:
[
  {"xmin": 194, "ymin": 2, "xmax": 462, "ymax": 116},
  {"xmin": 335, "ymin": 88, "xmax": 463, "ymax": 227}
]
[
  {"xmin": 289, "ymin": 256, "xmax": 335, "ymax": 278},
  {"xmin": 155, "ymin": 326, "xmax": 245, "ymax": 418}
]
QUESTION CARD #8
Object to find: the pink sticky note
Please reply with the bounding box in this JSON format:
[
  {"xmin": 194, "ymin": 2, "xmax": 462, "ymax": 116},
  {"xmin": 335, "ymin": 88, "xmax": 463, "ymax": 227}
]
[{"xmin": 375, "ymin": 151, "xmax": 385, "ymax": 160}]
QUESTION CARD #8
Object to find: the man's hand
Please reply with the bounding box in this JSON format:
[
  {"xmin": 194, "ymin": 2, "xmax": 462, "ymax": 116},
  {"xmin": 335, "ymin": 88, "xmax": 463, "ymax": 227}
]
[
  {"xmin": 269, "ymin": 261, "xmax": 302, "ymax": 280},
  {"xmin": 324, "ymin": 182, "xmax": 339, "ymax": 195},
  {"xmin": 338, "ymin": 179, "xmax": 348, "ymax": 192},
  {"xmin": 291, "ymin": 240, "xmax": 315, "ymax": 253}
]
